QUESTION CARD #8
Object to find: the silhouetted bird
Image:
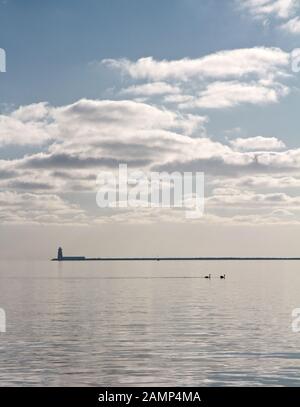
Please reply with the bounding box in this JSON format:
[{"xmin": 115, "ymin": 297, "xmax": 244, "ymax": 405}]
[
  {"xmin": 220, "ymin": 274, "xmax": 226, "ymax": 279},
  {"xmin": 205, "ymin": 274, "xmax": 211, "ymax": 279}
]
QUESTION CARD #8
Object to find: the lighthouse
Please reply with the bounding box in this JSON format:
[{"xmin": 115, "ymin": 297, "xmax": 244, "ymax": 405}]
[
  {"xmin": 52, "ymin": 247, "xmax": 85, "ymax": 261},
  {"xmin": 57, "ymin": 247, "xmax": 63, "ymax": 261}
]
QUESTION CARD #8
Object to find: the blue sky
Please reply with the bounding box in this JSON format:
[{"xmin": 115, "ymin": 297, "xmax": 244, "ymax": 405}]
[
  {"xmin": 1, "ymin": 0, "xmax": 242, "ymax": 106},
  {"xmin": 0, "ymin": 0, "xmax": 297, "ymax": 103},
  {"xmin": 1, "ymin": 0, "xmax": 300, "ymax": 144},
  {"xmin": 1, "ymin": 0, "xmax": 300, "ymax": 258}
]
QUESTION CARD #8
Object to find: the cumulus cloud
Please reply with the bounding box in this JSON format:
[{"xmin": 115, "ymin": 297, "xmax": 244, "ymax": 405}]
[
  {"xmin": 211, "ymin": 175, "xmax": 300, "ymax": 189},
  {"xmin": 0, "ymin": 103, "xmax": 54, "ymax": 147},
  {"xmin": 280, "ymin": 16, "xmax": 300, "ymax": 33},
  {"xmin": 102, "ymin": 47, "xmax": 292, "ymax": 110},
  {"xmin": 0, "ymin": 191, "xmax": 87, "ymax": 225},
  {"xmin": 1, "ymin": 93, "xmax": 300, "ymax": 225},
  {"xmin": 209, "ymin": 189, "xmax": 300, "ymax": 207},
  {"xmin": 0, "ymin": 99, "xmax": 207, "ymax": 151},
  {"xmin": 238, "ymin": 0, "xmax": 300, "ymax": 34},
  {"xmin": 120, "ymin": 82, "xmax": 181, "ymax": 97},
  {"xmin": 204, "ymin": 185, "xmax": 300, "ymax": 225},
  {"xmin": 229, "ymin": 136, "xmax": 286, "ymax": 151},
  {"xmin": 103, "ymin": 47, "xmax": 289, "ymax": 81},
  {"xmin": 240, "ymin": 0, "xmax": 298, "ymax": 19},
  {"xmin": 180, "ymin": 81, "xmax": 289, "ymax": 109}
]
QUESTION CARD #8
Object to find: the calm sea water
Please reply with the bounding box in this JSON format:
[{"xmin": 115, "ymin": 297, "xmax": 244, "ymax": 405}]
[{"xmin": 0, "ymin": 260, "xmax": 300, "ymax": 386}]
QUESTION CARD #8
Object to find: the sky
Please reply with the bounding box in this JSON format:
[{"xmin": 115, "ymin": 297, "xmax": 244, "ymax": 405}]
[{"xmin": 1, "ymin": 0, "xmax": 300, "ymax": 259}]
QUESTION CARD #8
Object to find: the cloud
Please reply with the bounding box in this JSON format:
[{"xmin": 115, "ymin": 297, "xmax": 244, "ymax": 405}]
[
  {"xmin": 271, "ymin": 208, "xmax": 294, "ymax": 216},
  {"xmin": 205, "ymin": 186, "xmax": 300, "ymax": 224},
  {"xmin": 103, "ymin": 47, "xmax": 289, "ymax": 81},
  {"xmin": 229, "ymin": 136, "xmax": 286, "ymax": 151},
  {"xmin": 0, "ymin": 103, "xmax": 54, "ymax": 147},
  {"xmin": 120, "ymin": 82, "xmax": 181, "ymax": 97},
  {"xmin": 201, "ymin": 186, "xmax": 300, "ymax": 225},
  {"xmin": 0, "ymin": 169, "xmax": 18, "ymax": 179},
  {"xmin": 238, "ymin": 0, "xmax": 300, "ymax": 34},
  {"xmin": 102, "ymin": 48, "xmax": 291, "ymax": 110},
  {"xmin": 209, "ymin": 189, "xmax": 300, "ymax": 207},
  {"xmin": 280, "ymin": 16, "xmax": 300, "ymax": 33},
  {"xmin": 1, "ymin": 96, "xmax": 300, "ymax": 225},
  {"xmin": 212, "ymin": 175, "xmax": 300, "ymax": 189},
  {"xmin": 1, "ymin": 44, "xmax": 299, "ymax": 226},
  {"xmin": 0, "ymin": 191, "xmax": 88, "ymax": 225},
  {"xmin": 163, "ymin": 94, "xmax": 194, "ymax": 104},
  {"xmin": 7, "ymin": 180, "xmax": 54, "ymax": 191},
  {"xmin": 21, "ymin": 153, "xmax": 151, "ymax": 170},
  {"xmin": 179, "ymin": 81, "xmax": 289, "ymax": 109},
  {"xmin": 11, "ymin": 102, "xmax": 51, "ymax": 122},
  {"xmin": 0, "ymin": 99, "xmax": 195, "ymax": 147},
  {"xmin": 53, "ymin": 99, "xmax": 178, "ymax": 130},
  {"xmin": 33, "ymin": 99, "xmax": 207, "ymax": 168},
  {"xmin": 240, "ymin": 0, "xmax": 298, "ymax": 20}
]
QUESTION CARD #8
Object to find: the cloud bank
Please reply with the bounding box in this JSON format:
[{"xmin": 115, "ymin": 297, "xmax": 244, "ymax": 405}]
[{"xmin": 1, "ymin": 46, "xmax": 299, "ymax": 225}]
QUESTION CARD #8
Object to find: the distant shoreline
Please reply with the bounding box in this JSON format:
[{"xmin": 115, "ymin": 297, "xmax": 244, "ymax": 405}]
[{"xmin": 52, "ymin": 257, "xmax": 300, "ymax": 262}]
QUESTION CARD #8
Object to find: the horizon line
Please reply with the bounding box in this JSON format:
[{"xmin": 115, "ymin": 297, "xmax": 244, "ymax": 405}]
[{"xmin": 51, "ymin": 256, "xmax": 300, "ymax": 262}]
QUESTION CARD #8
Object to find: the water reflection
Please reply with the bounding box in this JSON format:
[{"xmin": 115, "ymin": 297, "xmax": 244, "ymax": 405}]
[{"xmin": 0, "ymin": 260, "xmax": 300, "ymax": 386}]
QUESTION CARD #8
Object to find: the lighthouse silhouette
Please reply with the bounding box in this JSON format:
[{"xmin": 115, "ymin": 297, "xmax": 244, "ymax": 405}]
[{"xmin": 57, "ymin": 247, "xmax": 63, "ymax": 261}]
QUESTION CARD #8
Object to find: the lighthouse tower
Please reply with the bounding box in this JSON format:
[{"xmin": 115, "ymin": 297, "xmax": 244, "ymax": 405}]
[{"xmin": 57, "ymin": 247, "xmax": 63, "ymax": 261}]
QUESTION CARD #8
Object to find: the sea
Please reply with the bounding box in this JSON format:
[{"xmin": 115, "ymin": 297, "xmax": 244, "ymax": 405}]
[{"xmin": 0, "ymin": 260, "xmax": 300, "ymax": 386}]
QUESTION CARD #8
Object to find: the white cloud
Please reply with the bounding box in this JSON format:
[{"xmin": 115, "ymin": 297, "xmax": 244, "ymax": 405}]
[
  {"xmin": 0, "ymin": 99, "xmax": 207, "ymax": 149},
  {"xmin": 209, "ymin": 190, "xmax": 300, "ymax": 207},
  {"xmin": 102, "ymin": 47, "xmax": 291, "ymax": 110},
  {"xmin": 240, "ymin": 0, "xmax": 299, "ymax": 19},
  {"xmin": 281, "ymin": 16, "xmax": 300, "ymax": 32},
  {"xmin": 120, "ymin": 82, "xmax": 181, "ymax": 97},
  {"xmin": 2, "ymin": 96, "xmax": 300, "ymax": 225},
  {"xmin": 0, "ymin": 102, "xmax": 54, "ymax": 147},
  {"xmin": 271, "ymin": 208, "xmax": 294, "ymax": 216},
  {"xmin": 180, "ymin": 81, "xmax": 289, "ymax": 109},
  {"xmin": 229, "ymin": 136, "xmax": 286, "ymax": 151},
  {"xmin": 212, "ymin": 175, "xmax": 300, "ymax": 189},
  {"xmin": 163, "ymin": 94, "xmax": 194, "ymax": 104},
  {"xmin": 238, "ymin": 0, "xmax": 300, "ymax": 34},
  {"xmin": 0, "ymin": 191, "xmax": 88, "ymax": 225},
  {"xmin": 103, "ymin": 47, "xmax": 289, "ymax": 81},
  {"xmin": 11, "ymin": 102, "xmax": 51, "ymax": 122},
  {"xmin": 52, "ymin": 98, "xmax": 208, "ymax": 140}
]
